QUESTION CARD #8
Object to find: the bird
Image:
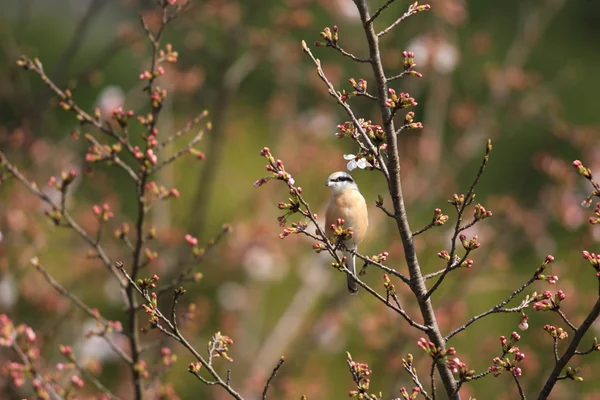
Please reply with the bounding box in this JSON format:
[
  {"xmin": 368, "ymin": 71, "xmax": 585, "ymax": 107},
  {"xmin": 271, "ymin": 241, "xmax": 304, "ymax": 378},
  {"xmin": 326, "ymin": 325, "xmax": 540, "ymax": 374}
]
[{"xmin": 324, "ymin": 171, "xmax": 368, "ymax": 294}]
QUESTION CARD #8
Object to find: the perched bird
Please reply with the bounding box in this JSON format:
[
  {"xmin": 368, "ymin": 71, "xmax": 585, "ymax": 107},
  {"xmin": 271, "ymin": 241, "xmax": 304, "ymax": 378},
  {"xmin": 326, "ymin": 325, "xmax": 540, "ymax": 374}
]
[{"xmin": 325, "ymin": 171, "xmax": 368, "ymax": 294}]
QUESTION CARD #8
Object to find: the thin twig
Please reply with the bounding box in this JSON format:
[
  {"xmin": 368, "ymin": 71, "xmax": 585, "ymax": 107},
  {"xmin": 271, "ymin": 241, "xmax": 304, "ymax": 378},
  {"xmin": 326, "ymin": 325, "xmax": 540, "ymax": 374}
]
[
  {"xmin": 513, "ymin": 375, "xmax": 526, "ymax": 400},
  {"xmin": 425, "ymin": 140, "xmax": 492, "ymax": 300},
  {"xmin": 116, "ymin": 262, "xmax": 245, "ymax": 400},
  {"xmin": 0, "ymin": 153, "xmax": 126, "ymax": 286},
  {"xmin": 366, "ymin": 0, "xmax": 396, "ymax": 25},
  {"xmin": 11, "ymin": 342, "xmax": 64, "ymax": 400},
  {"xmin": 445, "ymin": 273, "xmax": 537, "ymax": 341},
  {"xmin": 156, "ymin": 111, "xmax": 209, "ymax": 151},
  {"xmin": 556, "ymin": 310, "xmax": 577, "ymax": 331},
  {"xmin": 34, "ymin": 262, "xmax": 133, "ymax": 364},
  {"xmin": 262, "ymin": 357, "xmax": 285, "ymax": 400}
]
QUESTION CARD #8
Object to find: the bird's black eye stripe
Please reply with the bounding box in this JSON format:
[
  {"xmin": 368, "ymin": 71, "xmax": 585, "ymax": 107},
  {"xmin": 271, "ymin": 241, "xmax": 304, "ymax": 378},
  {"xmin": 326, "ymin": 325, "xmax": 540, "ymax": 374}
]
[{"xmin": 333, "ymin": 176, "xmax": 353, "ymax": 183}]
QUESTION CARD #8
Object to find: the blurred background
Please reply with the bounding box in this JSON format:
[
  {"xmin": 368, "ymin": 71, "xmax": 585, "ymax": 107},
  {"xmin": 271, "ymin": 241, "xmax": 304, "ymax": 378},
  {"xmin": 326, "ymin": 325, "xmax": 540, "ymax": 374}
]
[{"xmin": 1, "ymin": 0, "xmax": 600, "ymax": 398}]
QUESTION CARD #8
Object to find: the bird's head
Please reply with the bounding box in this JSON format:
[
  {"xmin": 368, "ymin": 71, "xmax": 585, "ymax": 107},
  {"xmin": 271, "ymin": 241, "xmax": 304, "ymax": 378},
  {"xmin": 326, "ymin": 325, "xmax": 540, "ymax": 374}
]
[{"xmin": 325, "ymin": 171, "xmax": 358, "ymax": 194}]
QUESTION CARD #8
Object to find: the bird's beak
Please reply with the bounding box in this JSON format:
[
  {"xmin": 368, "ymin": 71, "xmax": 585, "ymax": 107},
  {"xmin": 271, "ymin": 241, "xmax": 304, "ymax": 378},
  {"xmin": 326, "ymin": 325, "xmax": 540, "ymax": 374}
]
[{"xmin": 324, "ymin": 181, "xmax": 330, "ymax": 187}]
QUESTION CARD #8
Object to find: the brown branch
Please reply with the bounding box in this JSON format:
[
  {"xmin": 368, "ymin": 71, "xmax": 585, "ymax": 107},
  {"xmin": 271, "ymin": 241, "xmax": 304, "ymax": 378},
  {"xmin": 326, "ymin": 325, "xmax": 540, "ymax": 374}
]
[
  {"xmin": 445, "ymin": 273, "xmax": 537, "ymax": 341},
  {"xmin": 513, "ymin": 375, "xmax": 526, "ymax": 400},
  {"xmin": 33, "ymin": 261, "xmax": 133, "ymax": 365},
  {"xmin": 350, "ymin": 0, "xmax": 459, "ymax": 397},
  {"xmin": 0, "ymin": 152, "xmax": 125, "ymax": 286},
  {"xmin": 156, "ymin": 110, "xmax": 209, "ymax": 151},
  {"xmin": 262, "ymin": 357, "xmax": 285, "ymax": 400},
  {"xmin": 11, "ymin": 342, "xmax": 64, "ymax": 400},
  {"xmin": 537, "ymin": 297, "xmax": 600, "ymax": 399},
  {"xmin": 556, "ymin": 310, "xmax": 577, "ymax": 332},
  {"xmin": 366, "ymin": 0, "xmax": 397, "ymax": 25},
  {"xmin": 115, "ymin": 262, "xmax": 245, "ymax": 400},
  {"xmin": 301, "ymin": 42, "xmax": 388, "ymax": 179},
  {"xmin": 425, "ymin": 140, "xmax": 492, "ymax": 300}
]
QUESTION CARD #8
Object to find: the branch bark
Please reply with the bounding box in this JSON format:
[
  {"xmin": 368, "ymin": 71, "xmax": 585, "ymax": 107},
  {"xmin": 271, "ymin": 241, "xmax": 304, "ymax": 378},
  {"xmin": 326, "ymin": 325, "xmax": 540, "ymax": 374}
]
[
  {"xmin": 352, "ymin": 1, "xmax": 459, "ymax": 397},
  {"xmin": 537, "ymin": 297, "xmax": 600, "ymax": 399}
]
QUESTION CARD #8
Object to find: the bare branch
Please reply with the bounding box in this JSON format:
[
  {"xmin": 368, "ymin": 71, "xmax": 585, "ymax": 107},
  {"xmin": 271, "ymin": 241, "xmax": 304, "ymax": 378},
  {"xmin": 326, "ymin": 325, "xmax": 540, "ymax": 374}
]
[
  {"xmin": 262, "ymin": 357, "xmax": 285, "ymax": 400},
  {"xmin": 537, "ymin": 297, "xmax": 600, "ymax": 399}
]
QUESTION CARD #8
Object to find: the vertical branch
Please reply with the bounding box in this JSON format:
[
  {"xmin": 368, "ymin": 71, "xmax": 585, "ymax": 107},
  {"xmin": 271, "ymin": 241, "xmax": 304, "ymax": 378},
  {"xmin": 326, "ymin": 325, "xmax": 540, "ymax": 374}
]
[
  {"xmin": 352, "ymin": 0, "xmax": 459, "ymax": 397},
  {"xmin": 537, "ymin": 297, "xmax": 600, "ymax": 399}
]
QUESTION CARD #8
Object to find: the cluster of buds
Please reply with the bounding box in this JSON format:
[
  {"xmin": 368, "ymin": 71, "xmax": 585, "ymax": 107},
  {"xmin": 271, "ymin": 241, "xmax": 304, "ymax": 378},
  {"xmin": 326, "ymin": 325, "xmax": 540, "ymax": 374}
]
[
  {"xmin": 436, "ymin": 250, "xmax": 472, "ymax": 268},
  {"xmin": 159, "ymin": 43, "xmax": 179, "ymax": 63},
  {"xmin": 209, "ymin": 332, "xmax": 234, "ymax": 362},
  {"xmin": 383, "ymin": 274, "xmax": 395, "ymax": 297},
  {"xmin": 346, "ymin": 352, "xmax": 374, "ymax": 396},
  {"xmin": 93, "ymin": 203, "xmax": 114, "ymax": 222},
  {"xmin": 500, "ymin": 331, "xmax": 522, "ymax": 354},
  {"xmin": 489, "ymin": 333, "xmax": 525, "ymax": 377},
  {"xmin": 565, "ymin": 367, "xmax": 584, "ymax": 382},
  {"xmin": 532, "ymin": 290, "xmax": 564, "ymax": 311},
  {"xmin": 277, "ymin": 196, "xmax": 302, "ymax": 227},
  {"xmin": 161, "ymin": 347, "xmax": 177, "ymax": 368},
  {"xmin": 136, "ymin": 112, "xmax": 155, "ymax": 128},
  {"xmin": 335, "ymin": 119, "xmax": 385, "ymax": 143},
  {"xmin": 402, "ymin": 51, "xmax": 416, "ymax": 72},
  {"xmin": 70, "ymin": 375, "xmax": 85, "ymax": 390},
  {"xmin": 588, "ymin": 203, "xmax": 600, "ymax": 224},
  {"xmin": 279, "ymin": 221, "xmax": 308, "ymax": 239},
  {"xmin": 140, "ymin": 65, "xmax": 165, "ymax": 81},
  {"xmin": 349, "ymin": 78, "xmax": 368, "ymax": 95},
  {"xmin": 396, "ymin": 387, "xmax": 421, "ymax": 400},
  {"xmin": 141, "ymin": 293, "xmax": 159, "ymax": 332},
  {"xmin": 572, "ymin": 160, "xmax": 592, "ymax": 180},
  {"xmin": 150, "ymin": 87, "xmax": 168, "ymax": 109},
  {"xmin": 312, "ymin": 242, "xmax": 327, "ymax": 253},
  {"xmin": 86, "ymin": 318, "xmax": 123, "ymax": 338},
  {"xmin": 114, "ymin": 223, "xmax": 130, "ymax": 240},
  {"xmin": 133, "ymin": 360, "xmax": 150, "ymax": 379},
  {"xmin": 85, "ymin": 138, "xmax": 121, "ymax": 163},
  {"xmin": 330, "ymin": 218, "xmax": 354, "ymax": 242},
  {"xmin": 582, "ymin": 250, "xmax": 600, "ymax": 277},
  {"xmin": 188, "ymin": 362, "xmax": 203, "ymax": 374},
  {"xmin": 402, "ymin": 111, "xmax": 423, "ymax": 130},
  {"xmin": 315, "ymin": 25, "xmax": 338, "ymax": 47},
  {"xmin": 111, "ymin": 107, "xmax": 135, "ymax": 128},
  {"xmin": 59, "ymin": 345, "xmax": 75, "ymax": 362},
  {"xmin": 489, "ymin": 352, "xmax": 526, "ymax": 378},
  {"xmin": 473, "ymin": 203, "xmax": 493, "ymax": 220},
  {"xmin": 406, "ymin": 2, "xmax": 432, "ymax": 17},
  {"xmin": 432, "ymin": 208, "xmax": 449, "ymax": 226},
  {"xmin": 447, "ymin": 357, "xmax": 474, "ymax": 381},
  {"xmin": 536, "ymin": 273, "xmax": 559, "ymax": 285},
  {"xmin": 543, "ymin": 324, "xmax": 569, "ymax": 340},
  {"xmin": 57, "ymin": 89, "xmax": 75, "ymax": 112},
  {"xmin": 360, "ymin": 250, "xmax": 390, "ymax": 275},
  {"xmin": 184, "ymin": 234, "xmax": 205, "ymax": 258},
  {"xmin": 254, "ymin": 147, "xmax": 296, "ymax": 188},
  {"xmin": 417, "ymin": 337, "xmax": 455, "ymax": 360},
  {"xmin": 137, "ymin": 274, "xmax": 160, "ymax": 292},
  {"xmin": 386, "ymin": 89, "xmax": 417, "ymax": 110},
  {"xmin": 449, "ymin": 193, "xmax": 466, "ymax": 208},
  {"xmin": 47, "ymin": 169, "xmax": 77, "ymax": 191},
  {"xmin": 145, "ymin": 181, "xmax": 180, "ymax": 200},
  {"xmin": 459, "ymin": 234, "xmax": 480, "ymax": 251},
  {"xmin": 0, "ymin": 314, "xmax": 16, "ymax": 347},
  {"xmin": 533, "ymin": 254, "xmax": 556, "ymax": 281}
]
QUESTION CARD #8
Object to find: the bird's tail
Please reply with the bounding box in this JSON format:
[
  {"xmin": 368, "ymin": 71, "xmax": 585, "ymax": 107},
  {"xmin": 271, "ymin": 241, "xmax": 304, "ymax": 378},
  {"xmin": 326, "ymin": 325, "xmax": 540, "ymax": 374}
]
[{"xmin": 343, "ymin": 250, "xmax": 359, "ymax": 295}]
